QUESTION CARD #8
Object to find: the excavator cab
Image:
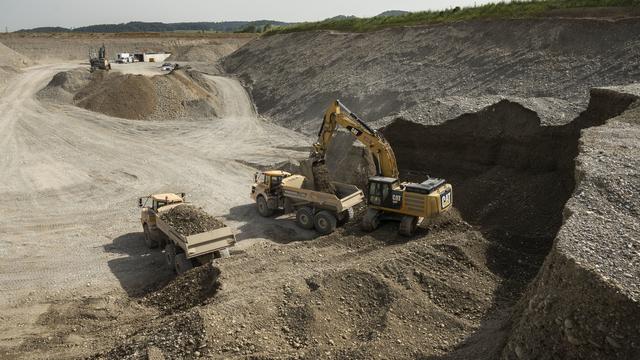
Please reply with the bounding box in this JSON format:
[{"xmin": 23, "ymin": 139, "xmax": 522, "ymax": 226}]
[{"xmin": 367, "ymin": 177, "xmax": 403, "ymax": 210}]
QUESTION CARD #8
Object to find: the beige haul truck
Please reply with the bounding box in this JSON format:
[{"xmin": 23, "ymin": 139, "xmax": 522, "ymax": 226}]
[
  {"xmin": 139, "ymin": 193, "xmax": 236, "ymax": 274},
  {"xmin": 251, "ymin": 170, "xmax": 364, "ymax": 235}
]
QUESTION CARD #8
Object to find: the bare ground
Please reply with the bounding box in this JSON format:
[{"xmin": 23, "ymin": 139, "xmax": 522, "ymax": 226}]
[{"xmin": 0, "ymin": 16, "xmax": 639, "ymax": 360}]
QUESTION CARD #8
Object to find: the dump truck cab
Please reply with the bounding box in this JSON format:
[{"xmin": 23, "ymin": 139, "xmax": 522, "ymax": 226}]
[
  {"xmin": 139, "ymin": 193, "xmax": 185, "ymax": 248},
  {"xmin": 252, "ymin": 170, "xmax": 290, "ymax": 198},
  {"xmin": 251, "ymin": 170, "xmax": 291, "ymax": 215}
]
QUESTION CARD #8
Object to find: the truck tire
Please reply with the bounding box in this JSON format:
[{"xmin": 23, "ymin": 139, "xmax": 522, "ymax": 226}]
[
  {"xmin": 314, "ymin": 211, "xmax": 337, "ymax": 235},
  {"xmin": 165, "ymin": 243, "xmax": 176, "ymax": 269},
  {"xmin": 174, "ymin": 253, "xmax": 193, "ymax": 275},
  {"xmin": 257, "ymin": 196, "xmax": 274, "ymax": 217},
  {"xmin": 295, "ymin": 207, "xmax": 314, "ymax": 230},
  {"xmin": 361, "ymin": 209, "xmax": 381, "ymax": 232},
  {"xmin": 143, "ymin": 223, "xmax": 159, "ymax": 249},
  {"xmin": 398, "ymin": 215, "xmax": 419, "ymax": 237},
  {"xmin": 337, "ymin": 208, "xmax": 354, "ymax": 226}
]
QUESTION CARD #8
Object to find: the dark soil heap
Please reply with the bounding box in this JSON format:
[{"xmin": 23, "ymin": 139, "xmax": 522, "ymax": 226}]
[
  {"xmin": 144, "ymin": 264, "xmax": 221, "ymax": 315},
  {"xmin": 311, "ymin": 163, "xmax": 336, "ymax": 194},
  {"xmin": 159, "ymin": 205, "xmax": 225, "ymax": 236}
]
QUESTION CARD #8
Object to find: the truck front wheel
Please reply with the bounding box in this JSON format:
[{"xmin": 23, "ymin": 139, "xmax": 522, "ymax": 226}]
[
  {"xmin": 314, "ymin": 211, "xmax": 337, "ymax": 235},
  {"xmin": 143, "ymin": 223, "xmax": 159, "ymax": 249},
  {"xmin": 257, "ymin": 196, "xmax": 274, "ymax": 217}
]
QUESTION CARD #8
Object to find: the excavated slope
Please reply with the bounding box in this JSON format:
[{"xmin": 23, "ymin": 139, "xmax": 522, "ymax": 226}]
[
  {"xmin": 224, "ymin": 18, "xmax": 640, "ymax": 132},
  {"xmin": 502, "ymin": 85, "xmax": 640, "ymax": 360}
]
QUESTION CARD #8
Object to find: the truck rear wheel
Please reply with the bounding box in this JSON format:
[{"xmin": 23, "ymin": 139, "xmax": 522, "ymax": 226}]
[
  {"xmin": 143, "ymin": 223, "xmax": 159, "ymax": 249},
  {"xmin": 361, "ymin": 209, "xmax": 381, "ymax": 232},
  {"xmin": 398, "ymin": 215, "xmax": 419, "ymax": 237},
  {"xmin": 165, "ymin": 243, "xmax": 176, "ymax": 269},
  {"xmin": 314, "ymin": 211, "xmax": 337, "ymax": 235},
  {"xmin": 295, "ymin": 207, "xmax": 314, "ymax": 229},
  {"xmin": 257, "ymin": 196, "xmax": 274, "ymax": 217},
  {"xmin": 174, "ymin": 253, "xmax": 193, "ymax": 275}
]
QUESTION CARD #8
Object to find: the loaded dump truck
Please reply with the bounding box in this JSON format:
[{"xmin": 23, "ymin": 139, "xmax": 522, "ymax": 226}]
[
  {"xmin": 139, "ymin": 193, "xmax": 236, "ymax": 274},
  {"xmin": 251, "ymin": 170, "xmax": 364, "ymax": 235}
]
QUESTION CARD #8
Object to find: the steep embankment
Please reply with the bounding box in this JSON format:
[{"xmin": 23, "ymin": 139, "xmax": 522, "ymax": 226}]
[
  {"xmin": 502, "ymin": 86, "xmax": 640, "ymax": 360},
  {"xmin": 38, "ymin": 68, "xmax": 223, "ymax": 120},
  {"xmin": 0, "ymin": 33, "xmax": 253, "ymax": 63},
  {"xmin": 224, "ymin": 18, "xmax": 640, "ymax": 132}
]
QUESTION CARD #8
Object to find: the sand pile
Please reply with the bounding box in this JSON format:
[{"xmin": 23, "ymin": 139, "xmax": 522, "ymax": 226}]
[
  {"xmin": 74, "ymin": 72, "xmax": 157, "ymax": 120},
  {"xmin": 159, "ymin": 205, "xmax": 225, "ymax": 236},
  {"xmin": 38, "ymin": 68, "xmax": 221, "ymax": 120}
]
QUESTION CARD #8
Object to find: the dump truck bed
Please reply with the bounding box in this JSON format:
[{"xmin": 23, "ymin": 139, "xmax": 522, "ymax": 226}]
[
  {"xmin": 154, "ymin": 213, "xmax": 235, "ymax": 259},
  {"xmin": 282, "ymin": 181, "xmax": 364, "ymax": 213}
]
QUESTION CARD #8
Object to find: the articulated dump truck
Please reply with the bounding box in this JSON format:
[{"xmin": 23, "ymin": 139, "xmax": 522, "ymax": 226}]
[
  {"xmin": 139, "ymin": 193, "xmax": 235, "ymax": 274},
  {"xmin": 251, "ymin": 170, "xmax": 364, "ymax": 235}
]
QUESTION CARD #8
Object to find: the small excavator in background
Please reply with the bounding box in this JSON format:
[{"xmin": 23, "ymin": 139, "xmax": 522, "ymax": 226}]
[
  {"xmin": 312, "ymin": 100, "xmax": 453, "ymax": 236},
  {"xmin": 89, "ymin": 44, "xmax": 111, "ymax": 72}
]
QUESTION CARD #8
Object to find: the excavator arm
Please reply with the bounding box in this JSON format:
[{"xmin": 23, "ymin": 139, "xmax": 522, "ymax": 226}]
[{"xmin": 312, "ymin": 100, "xmax": 400, "ymax": 179}]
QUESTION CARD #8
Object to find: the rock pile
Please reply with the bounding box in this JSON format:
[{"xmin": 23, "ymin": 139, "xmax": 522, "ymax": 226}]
[
  {"xmin": 160, "ymin": 205, "xmax": 225, "ymax": 236},
  {"xmin": 311, "ymin": 163, "xmax": 336, "ymax": 194}
]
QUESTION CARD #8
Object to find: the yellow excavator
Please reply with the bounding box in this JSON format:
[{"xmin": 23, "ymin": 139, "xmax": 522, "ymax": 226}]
[{"xmin": 312, "ymin": 100, "xmax": 453, "ymax": 236}]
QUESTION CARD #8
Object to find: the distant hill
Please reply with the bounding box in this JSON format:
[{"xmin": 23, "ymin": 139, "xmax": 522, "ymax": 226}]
[
  {"xmin": 18, "ymin": 20, "xmax": 289, "ymax": 33},
  {"xmin": 376, "ymin": 10, "xmax": 411, "ymax": 17},
  {"xmin": 323, "ymin": 15, "xmax": 358, "ymax": 21}
]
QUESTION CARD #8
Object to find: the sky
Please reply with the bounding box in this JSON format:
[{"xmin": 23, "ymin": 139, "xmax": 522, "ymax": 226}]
[{"xmin": 1, "ymin": 0, "xmax": 496, "ymax": 31}]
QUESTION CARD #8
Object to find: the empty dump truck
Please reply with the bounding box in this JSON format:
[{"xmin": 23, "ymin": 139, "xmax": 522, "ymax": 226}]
[
  {"xmin": 251, "ymin": 171, "xmax": 364, "ymax": 235},
  {"xmin": 139, "ymin": 193, "xmax": 235, "ymax": 274}
]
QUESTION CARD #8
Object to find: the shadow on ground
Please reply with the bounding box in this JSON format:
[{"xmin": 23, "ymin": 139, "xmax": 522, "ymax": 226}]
[
  {"xmin": 104, "ymin": 232, "xmax": 175, "ymax": 298},
  {"xmin": 226, "ymin": 203, "xmax": 316, "ymax": 244}
]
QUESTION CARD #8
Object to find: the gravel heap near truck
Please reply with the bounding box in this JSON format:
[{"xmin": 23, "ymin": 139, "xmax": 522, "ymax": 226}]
[{"xmin": 159, "ymin": 205, "xmax": 225, "ymax": 236}]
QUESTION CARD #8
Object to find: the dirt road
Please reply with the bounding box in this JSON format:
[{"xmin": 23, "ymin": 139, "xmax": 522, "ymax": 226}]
[{"xmin": 0, "ymin": 64, "xmax": 310, "ymax": 355}]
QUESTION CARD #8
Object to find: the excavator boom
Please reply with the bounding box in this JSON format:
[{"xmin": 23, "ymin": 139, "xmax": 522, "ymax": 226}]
[
  {"xmin": 313, "ymin": 100, "xmax": 399, "ymax": 179},
  {"xmin": 311, "ymin": 99, "xmax": 452, "ymax": 237}
]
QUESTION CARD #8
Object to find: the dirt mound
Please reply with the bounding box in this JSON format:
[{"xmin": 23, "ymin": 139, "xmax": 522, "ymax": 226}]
[
  {"xmin": 89, "ymin": 310, "xmax": 207, "ymax": 360},
  {"xmin": 74, "ymin": 72, "xmax": 157, "ymax": 120},
  {"xmin": 37, "ymin": 68, "xmax": 92, "ymax": 103},
  {"xmin": 39, "ymin": 68, "xmax": 223, "ymax": 120},
  {"xmin": 160, "ymin": 205, "xmax": 225, "ymax": 236},
  {"xmin": 144, "ymin": 264, "xmax": 220, "ymax": 314}
]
